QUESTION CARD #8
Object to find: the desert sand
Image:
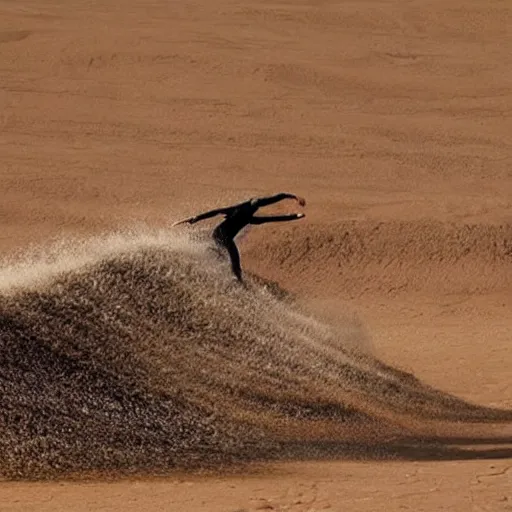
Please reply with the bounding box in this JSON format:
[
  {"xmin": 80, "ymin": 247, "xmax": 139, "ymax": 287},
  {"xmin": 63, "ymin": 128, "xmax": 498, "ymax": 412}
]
[{"xmin": 1, "ymin": 0, "xmax": 511, "ymax": 510}]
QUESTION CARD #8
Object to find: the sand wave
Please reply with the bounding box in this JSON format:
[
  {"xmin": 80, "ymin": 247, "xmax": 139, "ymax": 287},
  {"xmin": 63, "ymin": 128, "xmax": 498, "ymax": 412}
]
[{"xmin": 0, "ymin": 230, "xmax": 510, "ymax": 479}]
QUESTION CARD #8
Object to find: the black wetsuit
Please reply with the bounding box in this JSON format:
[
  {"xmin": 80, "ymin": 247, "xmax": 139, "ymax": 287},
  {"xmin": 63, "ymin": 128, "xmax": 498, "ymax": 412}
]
[{"xmin": 184, "ymin": 193, "xmax": 305, "ymax": 282}]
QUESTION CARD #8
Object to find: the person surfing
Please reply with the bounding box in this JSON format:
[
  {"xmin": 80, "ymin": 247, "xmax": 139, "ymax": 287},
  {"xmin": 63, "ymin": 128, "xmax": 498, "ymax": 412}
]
[{"xmin": 173, "ymin": 193, "xmax": 306, "ymax": 282}]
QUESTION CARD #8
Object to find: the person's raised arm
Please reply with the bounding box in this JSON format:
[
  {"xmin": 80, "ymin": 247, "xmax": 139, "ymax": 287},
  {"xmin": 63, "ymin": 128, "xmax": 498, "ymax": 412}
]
[
  {"xmin": 249, "ymin": 213, "xmax": 305, "ymax": 225},
  {"xmin": 172, "ymin": 206, "xmax": 234, "ymax": 226}
]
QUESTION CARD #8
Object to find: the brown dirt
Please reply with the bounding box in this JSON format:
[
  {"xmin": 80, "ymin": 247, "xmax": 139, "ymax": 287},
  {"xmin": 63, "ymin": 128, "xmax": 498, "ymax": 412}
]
[{"xmin": 0, "ymin": 0, "xmax": 511, "ymax": 510}]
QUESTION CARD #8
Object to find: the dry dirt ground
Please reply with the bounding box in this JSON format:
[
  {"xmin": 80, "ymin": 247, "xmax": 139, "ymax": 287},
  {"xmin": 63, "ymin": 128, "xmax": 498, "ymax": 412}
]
[{"xmin": 1, "ymin": 0, "xmax": 511, "ymax": 510}]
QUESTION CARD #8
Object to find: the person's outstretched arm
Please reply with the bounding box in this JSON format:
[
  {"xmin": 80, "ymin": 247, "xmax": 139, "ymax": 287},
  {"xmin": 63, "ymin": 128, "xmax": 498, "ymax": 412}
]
[
  {"xmin": 252, "ymin": 193, "xmax": 306, "ymax": 208},
  {"xmin": 172, "ymin": 206, "xmax": 235, "ymax": 226},
  {"xmin": 250, "ymin": 213, "xmax": 305, "ymax": 224}
]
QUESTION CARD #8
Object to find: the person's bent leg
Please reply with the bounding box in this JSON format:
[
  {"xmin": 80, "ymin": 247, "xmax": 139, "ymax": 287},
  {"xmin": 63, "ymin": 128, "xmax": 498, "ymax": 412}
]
[{"xmin": 225, "ymin": 240, "xmax": 243, "ymax": 282}]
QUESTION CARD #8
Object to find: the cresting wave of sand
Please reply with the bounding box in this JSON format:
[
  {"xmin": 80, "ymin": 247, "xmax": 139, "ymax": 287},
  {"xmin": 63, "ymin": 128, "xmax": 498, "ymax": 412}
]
[{"xmin": 0, "ymin": 230, "xmax": 511, "ymax": 480}]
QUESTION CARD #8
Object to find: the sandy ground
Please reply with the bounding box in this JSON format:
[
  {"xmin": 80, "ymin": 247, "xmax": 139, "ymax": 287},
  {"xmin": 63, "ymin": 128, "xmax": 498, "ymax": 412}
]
[{"xmin": 1, "ymin": 0, "xmax": 511, "ymax": 510}]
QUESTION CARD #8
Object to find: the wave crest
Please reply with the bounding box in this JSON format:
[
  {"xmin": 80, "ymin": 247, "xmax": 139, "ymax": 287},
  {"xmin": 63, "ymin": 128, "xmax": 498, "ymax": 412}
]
[{"xmin": 1, "ymin": 231, "xmax": 510, "ymax": 479}]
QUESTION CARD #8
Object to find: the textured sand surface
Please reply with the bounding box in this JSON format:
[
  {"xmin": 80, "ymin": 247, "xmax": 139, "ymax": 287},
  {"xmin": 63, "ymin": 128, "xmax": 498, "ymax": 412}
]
[{"xmin": 1, "ymin": 0, "xmax": 511, "ymax": 510}]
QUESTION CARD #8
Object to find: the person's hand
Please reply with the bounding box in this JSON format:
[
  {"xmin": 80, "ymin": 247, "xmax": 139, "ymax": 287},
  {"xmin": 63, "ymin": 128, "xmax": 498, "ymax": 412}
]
[
  {"xmin": 296, "ymin": 196, "xmax": 306, "ymax": 207},
  {"xmin": 172, "ymin": 217, "xmax": 195, "ymax": 227}
]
